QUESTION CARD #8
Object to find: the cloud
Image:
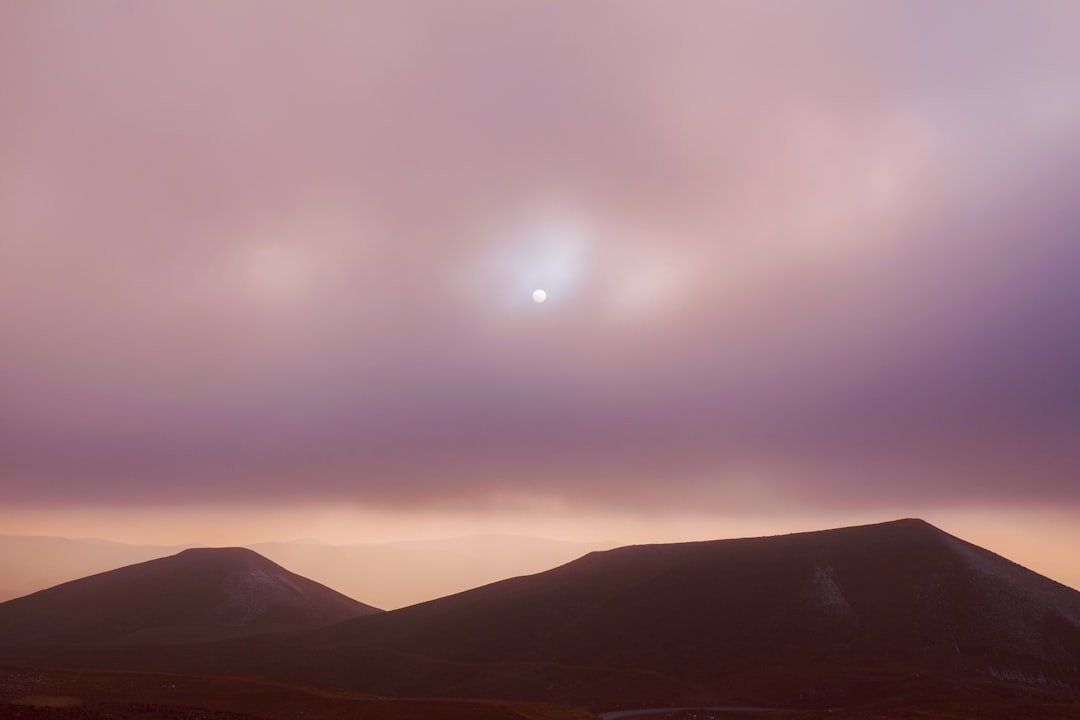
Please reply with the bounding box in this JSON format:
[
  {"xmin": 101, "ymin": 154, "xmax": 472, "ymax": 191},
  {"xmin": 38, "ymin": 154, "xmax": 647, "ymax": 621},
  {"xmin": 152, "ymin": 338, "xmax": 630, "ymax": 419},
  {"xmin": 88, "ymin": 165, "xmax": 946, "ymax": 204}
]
[{"xmin": 2, "ymin": 1, "xmax": 1079, "ymax": 514}]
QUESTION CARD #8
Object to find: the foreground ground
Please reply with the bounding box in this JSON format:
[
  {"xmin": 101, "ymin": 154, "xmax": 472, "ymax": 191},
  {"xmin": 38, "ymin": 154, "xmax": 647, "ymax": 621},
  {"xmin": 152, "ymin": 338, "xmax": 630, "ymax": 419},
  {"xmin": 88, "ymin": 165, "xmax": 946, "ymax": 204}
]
[
  {"xmin": 3, "ymin": 666, "xmax": 1079, "ymax": 720},
  {"xmin": 619, "ymin": 702, "xmax": 1080, "ymax": 719},
  {"xmin": 0, "ymin": 666, "xmax": 595, "ymax": 720}
]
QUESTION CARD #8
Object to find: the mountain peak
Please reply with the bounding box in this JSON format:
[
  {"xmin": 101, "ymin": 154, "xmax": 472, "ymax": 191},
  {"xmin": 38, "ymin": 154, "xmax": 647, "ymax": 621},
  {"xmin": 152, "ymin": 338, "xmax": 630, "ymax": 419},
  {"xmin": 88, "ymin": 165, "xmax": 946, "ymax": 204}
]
[
  {"xmin": 176, "ymin": 546, "xmax": 261, "ymax": 557},
  {"xmin": 0, "ymin": 547, "xmax": 381, "ymax": 645},
  {"xmin": 173, "ymin": 546, "xmax": 266, "ymax": 565}
]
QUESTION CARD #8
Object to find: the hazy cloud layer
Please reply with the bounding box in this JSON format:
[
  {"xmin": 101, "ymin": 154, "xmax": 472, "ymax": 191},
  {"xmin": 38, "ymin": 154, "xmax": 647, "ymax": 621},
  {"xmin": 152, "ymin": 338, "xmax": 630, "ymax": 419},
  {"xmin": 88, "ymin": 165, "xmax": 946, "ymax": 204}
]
[{"xmin": 3, "ymin": 1, "xmax": 1080, "ymax": 513}]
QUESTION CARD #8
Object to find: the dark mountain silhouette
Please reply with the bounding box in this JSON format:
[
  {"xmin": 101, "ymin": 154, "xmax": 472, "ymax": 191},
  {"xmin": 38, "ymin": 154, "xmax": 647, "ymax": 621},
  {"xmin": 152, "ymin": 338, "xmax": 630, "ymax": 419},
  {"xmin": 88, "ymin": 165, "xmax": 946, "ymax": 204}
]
[
  {"xmin": 231, "ymin": 519, "xmax": 1080, "ymax": 708},
  {"xmin": 2, "ymin": 520, "xmax": 1078, "ymax": 713},
  {"xmin": 0, "ymin": 547, "xmax": 380, "ymax": 644}
]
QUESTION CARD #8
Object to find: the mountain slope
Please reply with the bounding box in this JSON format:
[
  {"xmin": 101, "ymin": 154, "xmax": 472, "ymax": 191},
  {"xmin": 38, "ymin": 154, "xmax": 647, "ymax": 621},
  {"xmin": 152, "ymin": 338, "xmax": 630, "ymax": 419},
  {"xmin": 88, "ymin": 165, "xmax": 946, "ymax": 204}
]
[
  {"xmin": 263, "ymin": 519, "xmax": 1080, "ymax": 707},
  {"xmin": 0, "ymin": 547, "xmax": 381, "ymax": 644}
]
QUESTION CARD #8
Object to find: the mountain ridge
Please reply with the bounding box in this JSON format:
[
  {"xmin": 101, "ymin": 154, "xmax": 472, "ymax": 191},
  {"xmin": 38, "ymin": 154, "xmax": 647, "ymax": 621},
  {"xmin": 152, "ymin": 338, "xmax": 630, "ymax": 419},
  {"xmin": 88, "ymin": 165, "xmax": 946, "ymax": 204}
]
[{"xmin": 0, "ymin": 546, "xmax": 381, "ymax": 644}]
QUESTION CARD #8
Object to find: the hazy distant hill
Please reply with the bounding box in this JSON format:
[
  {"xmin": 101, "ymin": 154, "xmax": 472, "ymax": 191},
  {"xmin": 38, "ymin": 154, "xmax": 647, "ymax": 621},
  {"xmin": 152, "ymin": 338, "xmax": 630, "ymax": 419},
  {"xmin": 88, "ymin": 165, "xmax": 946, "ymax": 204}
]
[
  {"xmin": 0, "ymin": 536, "xmax": 186, "ymax": 603},
  {"xmin": 249, "ymin": 535, "xmax": 617, "ymax": 609},
  {"xmin": 0, "ymin": 534, "xmax": 613, "ymax": 609},
  {"xmin": 0, "ymin": 547, "xmax": 380, "ymax": 643}
]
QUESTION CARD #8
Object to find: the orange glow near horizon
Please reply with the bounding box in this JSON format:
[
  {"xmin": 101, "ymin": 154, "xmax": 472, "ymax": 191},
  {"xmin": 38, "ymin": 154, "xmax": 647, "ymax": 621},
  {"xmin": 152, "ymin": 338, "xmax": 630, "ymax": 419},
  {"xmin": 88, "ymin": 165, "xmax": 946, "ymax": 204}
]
[{"xmin": 2, "ymin": 505, "xmax": 1078, "ymax": 596}]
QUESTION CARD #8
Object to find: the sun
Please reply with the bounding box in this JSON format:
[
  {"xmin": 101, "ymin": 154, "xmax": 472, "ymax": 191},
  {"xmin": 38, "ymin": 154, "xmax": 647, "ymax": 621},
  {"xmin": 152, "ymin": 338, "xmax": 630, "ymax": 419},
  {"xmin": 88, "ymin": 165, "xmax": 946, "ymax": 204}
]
[{"xmin": 532, "ymin": 289, "xmax": 547, "ymax": 304}]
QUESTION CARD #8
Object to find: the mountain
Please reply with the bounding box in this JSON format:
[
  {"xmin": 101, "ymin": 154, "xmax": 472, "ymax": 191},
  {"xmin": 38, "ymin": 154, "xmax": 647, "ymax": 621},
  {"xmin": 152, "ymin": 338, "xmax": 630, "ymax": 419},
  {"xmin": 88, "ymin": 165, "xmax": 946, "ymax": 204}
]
[
  {"xmin": 235, "ymin": 519, "xmax": 1080, "ymax": 709},
  {"xmin": 0, "ymin": 547, "xmax": 380, "ymax": 644}
]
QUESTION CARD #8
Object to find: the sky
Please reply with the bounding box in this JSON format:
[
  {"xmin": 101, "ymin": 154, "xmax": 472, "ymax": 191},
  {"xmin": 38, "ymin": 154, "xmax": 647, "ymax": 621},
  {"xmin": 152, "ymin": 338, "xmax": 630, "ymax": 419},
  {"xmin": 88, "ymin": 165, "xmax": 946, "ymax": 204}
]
[{"xmin": 2, "ymin": 2, "xmax": 1080, "ymax": 589}]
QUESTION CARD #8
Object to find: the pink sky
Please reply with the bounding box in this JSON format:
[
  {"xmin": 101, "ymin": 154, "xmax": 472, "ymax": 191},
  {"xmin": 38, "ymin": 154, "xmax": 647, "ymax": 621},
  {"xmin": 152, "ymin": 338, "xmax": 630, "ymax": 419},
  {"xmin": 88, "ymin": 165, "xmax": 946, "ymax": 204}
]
[{"xmin": 2, "ymin": 2, "xmax": 1079, "ymax": 588}]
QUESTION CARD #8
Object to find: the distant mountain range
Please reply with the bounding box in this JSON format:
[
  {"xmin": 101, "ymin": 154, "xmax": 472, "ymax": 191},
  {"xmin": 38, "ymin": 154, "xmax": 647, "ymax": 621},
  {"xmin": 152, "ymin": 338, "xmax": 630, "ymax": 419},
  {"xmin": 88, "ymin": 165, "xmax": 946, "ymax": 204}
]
[{"xmin": 1, "ymin": 519, "xmax": 1078, "ymax": 714}]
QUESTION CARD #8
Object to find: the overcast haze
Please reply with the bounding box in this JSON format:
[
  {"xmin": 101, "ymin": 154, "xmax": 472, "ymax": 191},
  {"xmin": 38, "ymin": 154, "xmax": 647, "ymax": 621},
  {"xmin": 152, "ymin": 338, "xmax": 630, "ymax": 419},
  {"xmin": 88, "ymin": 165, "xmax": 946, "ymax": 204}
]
[{"xmin": 2, "ymin": 2, "xmax": 1079, "ymax": 589}]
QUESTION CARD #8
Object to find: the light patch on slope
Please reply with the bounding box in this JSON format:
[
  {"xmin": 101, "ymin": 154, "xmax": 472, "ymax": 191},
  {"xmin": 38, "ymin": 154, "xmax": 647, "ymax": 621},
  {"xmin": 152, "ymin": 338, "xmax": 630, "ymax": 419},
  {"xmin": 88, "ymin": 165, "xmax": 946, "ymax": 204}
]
[
  {"xmin": 813, "ymin": 564, "xmax": 852, "ymax": 614},
  {"xmin": 947, "ymin": 535, "xmax": 1080, "ymax": 661},
  {"xmin": 217, "ymin": 566, "xmax": 310, "ymax": 626}
]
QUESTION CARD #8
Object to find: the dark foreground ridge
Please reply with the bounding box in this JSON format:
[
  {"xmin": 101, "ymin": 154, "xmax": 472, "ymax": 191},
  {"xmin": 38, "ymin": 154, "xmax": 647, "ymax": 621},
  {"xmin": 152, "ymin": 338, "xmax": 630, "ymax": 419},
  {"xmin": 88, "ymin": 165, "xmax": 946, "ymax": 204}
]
[
  {"xmin": 1, "ymin": 519, "xmax": 1079, "ymax": 714},
  {"xmin": 0, "ymin": 546, "xmax": 381, "ymax": 644}
]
